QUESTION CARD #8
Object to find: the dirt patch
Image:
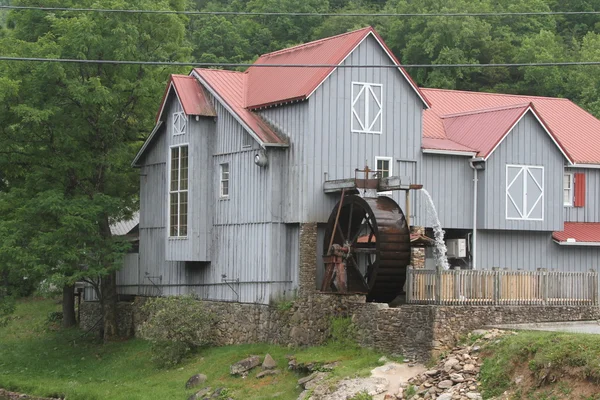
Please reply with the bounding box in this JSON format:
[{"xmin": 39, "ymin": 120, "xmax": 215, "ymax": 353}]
[
  {"xmin": 0, "ymin": 389, "xmax": 61, "ymax": 400},
  {"xmin": 493, "ymin": 363, "xmax": 600, "ymax": 400}
]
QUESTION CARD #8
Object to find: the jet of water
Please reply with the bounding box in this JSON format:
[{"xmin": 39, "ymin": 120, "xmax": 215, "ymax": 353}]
[{"xmin": 419, "ymin": 188, "xmax": 450, "ymax": 270}]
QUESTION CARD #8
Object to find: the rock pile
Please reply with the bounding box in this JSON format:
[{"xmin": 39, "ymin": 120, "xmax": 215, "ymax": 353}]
[{"xmin": 404, "ymin": 329, "xmax": 511, "ymax": 400}]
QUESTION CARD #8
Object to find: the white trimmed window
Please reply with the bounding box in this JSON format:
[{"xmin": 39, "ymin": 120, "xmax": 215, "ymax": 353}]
[
  {"xmin": 169, "ymin": 145, "xmax": 189, "ymax": 237},
  {"xmin": 220, "ymin": 163, "xmax": 229, "ymax": 198},
  {"xmin": 375, "ymin": 156, "xmax": 392, "ymax": 195},
  {"xmin": 563, "ymin": 173, "xmax": 573, "ymax": 206},
  {"xmin": 352, "ymin": 82, "xmax": 383, "ymax": 134},
  {"xmin": 506, "ymin": 165, "xmax": 544, "ymax": 221},
  {"xmin": 173, "ymin": 111, "xmax": 186, "ymax": 135}
]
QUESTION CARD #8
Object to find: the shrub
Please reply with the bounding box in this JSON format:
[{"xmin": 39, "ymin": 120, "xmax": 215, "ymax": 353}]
[
  {"xmin": 329, "ymin": 317, "xmax": 358, "ymax": 348},
  {"xmin": 0, "ymin": 289, "xmax": 15, "ymax": 327},
  {"xmin": 349, "ymin": 391, "xmax": 372, "ymax": 400},
  {"xmin": 140, "ymin": 296, "xmax": 214, "ymax": 367}
]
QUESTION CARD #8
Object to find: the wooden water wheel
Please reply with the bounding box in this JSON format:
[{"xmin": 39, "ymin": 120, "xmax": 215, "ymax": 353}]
[{"xmin": 321, "ymin": 194, "xmax": 411, "ymax": 303}]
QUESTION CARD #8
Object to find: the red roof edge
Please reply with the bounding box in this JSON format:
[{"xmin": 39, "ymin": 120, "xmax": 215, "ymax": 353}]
[
  {"xmin": 480, "ymin": 104, "xmax": 530, "ymax": 159},
  {"xmin": 369, "ymin": 28, "xmax": 431, "ymax": 109},
  {"xmin": 553, "ymin": 222, "xmax": 600, "ymax": 243},
  {"xmin": 528, "ymin": 103, "xmax": 574, "ymax": 164},
  {"xmin": 247, "ymin": 95, "xmax": 308, "ymax": 110},
  {"xmin": 155, "ymin": 76, "xmax": 175, "ymax": 122}
]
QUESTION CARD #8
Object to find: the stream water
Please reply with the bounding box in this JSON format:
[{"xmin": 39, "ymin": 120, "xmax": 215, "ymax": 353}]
[{"xmin": 419, "ymin": 188, "xmax": 450, "ymax": 270}]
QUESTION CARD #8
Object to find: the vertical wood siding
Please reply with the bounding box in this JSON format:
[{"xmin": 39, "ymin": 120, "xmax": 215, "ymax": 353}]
[
  {"xmin": 163, "ymin": 99, "xmax": 214, "ymax": 261},
  {"xmin": 259, "ymin": 102, "xmax": 308, "ymax": 223},
  {"xmin": 303, "ymin": 35, "xmax": 424, "ymax": 223},
  {"xmin": 420, "ymin": 154, "xmax": 474, "ymax": 229},
  {"xmin": 476, "ymin": 230, "xmax": 600, "ymax": 272},
  {"xmin": 479, "ymin": 112, "xmax": 564, "ymax": 231},
  {"xmin": 564, "ymin": 168, "xmax": 600, "ymax": 222}
]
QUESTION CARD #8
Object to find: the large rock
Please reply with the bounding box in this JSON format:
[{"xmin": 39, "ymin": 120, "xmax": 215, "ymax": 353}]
[
  {"xmin": 436, "ymin": 394, "xmax": 453, "ymax": 400},
  {"xmin": 262, "ymin": 354, "xmax": 277, "ymax": 370},
  {"xmin": 256, "ymin": 369, "xmax": 281, "ymax": 379},
  {"xmin": 185, "ymin": 373, "xmax": 207, "ymax": 389},
  {"xmin": 187, "ymin": 387, "xmax": 211, "ymax": 400},
  {"xmin": 437, "ymin": 380, "xmax": 454, "ymax": 389},
  {"xmin": 230, "ymin": 356, "xmax": 261, "ymax": 375}
]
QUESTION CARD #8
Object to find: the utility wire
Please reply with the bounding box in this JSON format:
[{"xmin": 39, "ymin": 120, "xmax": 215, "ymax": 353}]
[
  {"xmin": 2, "ymin": 5, "xmax": 600, "ymax": 17},
  {"xmin": 0, "ymin": 56, "xmax": 599, "ymax": 68}
]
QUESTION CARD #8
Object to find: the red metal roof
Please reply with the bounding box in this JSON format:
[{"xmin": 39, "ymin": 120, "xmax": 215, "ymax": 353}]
[
  {"xmin": 156, "ymin": 75, "xmax": 216, "ymax": 121},
  {"xmin": 442, "ymin": 104, "xmax": 530, "ymax": 159},
  {"xmin": 193, "ymin": 69, "xmax": 286, "ymax": 146},
  {"xmin": 422, "ymin": 88, "xmax": 600, "ymax": 164},
  {"xmin": 245, "ymin": 27, "xmax": 430, "ymax": 109},
  {"xmin": 422, "ymin": 138, "xmax": 476, "ymax": 153},
  {"xmin": 553, "ymin": 222, "xmax": 600, "ymax": 243}
]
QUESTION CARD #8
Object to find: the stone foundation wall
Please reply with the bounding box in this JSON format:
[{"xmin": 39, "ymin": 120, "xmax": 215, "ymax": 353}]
[
  {"xmin": 80, "ymin": 293, "xmax": 366, "ymax": 347},
  {"xmin": 353, "ymin": 304, "xmax": 600, "ymax": 362}
]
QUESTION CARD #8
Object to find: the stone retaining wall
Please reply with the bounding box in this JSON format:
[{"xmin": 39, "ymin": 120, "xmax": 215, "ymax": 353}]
[
  {"xmin": 353, "ymin": 304, "xmax": 600, "ymax": 362},
  {"xmin": 80, "ymin": 293, "xmax": 366, "ymax": 347}
]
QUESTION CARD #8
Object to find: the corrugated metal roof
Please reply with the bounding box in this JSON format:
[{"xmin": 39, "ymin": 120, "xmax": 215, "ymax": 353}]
[
  {"xmin": 110, "ymin": 212, "xmax": 139, "ymax": 236},
  {"xmin": 245, "ymin": 26, "xmax": 430, "ymax": 109},
  {"xmin": 193, "ymin": 69, "xmax": 286, "ymax": 146},
  {"xmin": 422, "ymin": 137, "xmax": 477, "ymax": 153},
  {"xmin": 442, "ymin": 104, "xmax": 530, "ymax": 159},
  {"xmin": 422, "ymin": 88, "xmax": 600, "ymax": 164},
  {"xmin": 172, "ymin": 75, "xmax": 216, "ymax": 117},
  {"xmin": 156, "ymin": 75, "xmax": 216, "ymax": 122},
  {"xmin": 553, "ymin": 222, "xmax": 600, "ymax": 243}
]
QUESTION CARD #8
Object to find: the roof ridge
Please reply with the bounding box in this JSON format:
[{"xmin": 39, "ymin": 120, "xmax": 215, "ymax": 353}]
[
  {"xmin": 422, "ymin": 87, "xmax": 571, "ymax": 101},
  {"xmin": 194, "ymin": 68, "xmax": 243, "ymax": 75},
  {"xmin": 441, "ymin": 103, "xmax": 531, "ymax": 118},
  {"xmin": 257, "ymin": 26, "xmax": 371, "ymax": 59}
]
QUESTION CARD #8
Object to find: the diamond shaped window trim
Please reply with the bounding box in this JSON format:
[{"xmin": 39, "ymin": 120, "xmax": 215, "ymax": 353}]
[{"xmin": 173, "ymin": 111, "xmax": 186, "ymax": 135}]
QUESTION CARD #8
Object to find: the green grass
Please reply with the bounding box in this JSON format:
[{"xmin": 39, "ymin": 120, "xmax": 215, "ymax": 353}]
[
  {"xmin": 0, "ymin": 298, "xmax": 386, "ymax": 400},
  {"xmin": 479, "ymin": 331, "xmax": 600, "ymax": 399}
]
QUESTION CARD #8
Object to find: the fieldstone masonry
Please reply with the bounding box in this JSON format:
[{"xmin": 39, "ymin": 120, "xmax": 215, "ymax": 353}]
[{"xmin": 298, "ymin": 222, "xmax": 318, "ymax": 297}]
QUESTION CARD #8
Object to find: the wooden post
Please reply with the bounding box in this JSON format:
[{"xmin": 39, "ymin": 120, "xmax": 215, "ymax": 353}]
[
  {"xmin": 406, "ymin": 266, "xmax": 413, "ymax": 303},
  {"xmin": 492, "ymin": 267, "xmax": 500, "ymax": 305},
  {"xmin": 454, "ymin": 268, "xmax": 461, "ymax": 305},
  {"xmin": 435, "ymin": 268, "xmax": 442, "ymax": 305},
  {"xmin": 405, "ymin": 190, "xmax": 411, "ymax": 227}
]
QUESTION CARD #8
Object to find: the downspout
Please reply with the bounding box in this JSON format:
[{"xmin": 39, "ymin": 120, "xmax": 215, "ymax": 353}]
[{"xmin": 469, "ymin": 158, "xmax": 485, "ymax": 270}]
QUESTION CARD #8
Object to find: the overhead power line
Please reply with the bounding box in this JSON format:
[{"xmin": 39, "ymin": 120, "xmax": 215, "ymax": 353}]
[
  {"xmin": 0, "ymin": 56, "xmax": 599, "ymax": 68},
  {"xmin": 2, "ymin": 5, "xmax": 600, "ymax": 17}
]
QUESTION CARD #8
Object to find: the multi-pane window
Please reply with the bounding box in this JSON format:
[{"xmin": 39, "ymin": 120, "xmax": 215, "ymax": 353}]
[
  {"xmin": 506, "ymin": 165, "xmax": 544, "ymax": 221},
  {"xmin": 351, "ymin": 82, "xmax": 383, "ymax": 134},
  {"xmin": 220, "ymin": 163, "xmax": 229, "ymax": 198},
  {"xmin": 375, "ymin": 157, "xmax": 392, "ymax": 195},
  {"xmin": 173, "ymin": 111, "xmax": 186, "ymax": 135},
  {"xmin": 169, "ymin": 145, "xmax": 188, "ymax": 237},
  {"xmin": 563, "ymin": 173, "xmax": 573, "ymax": 206}
]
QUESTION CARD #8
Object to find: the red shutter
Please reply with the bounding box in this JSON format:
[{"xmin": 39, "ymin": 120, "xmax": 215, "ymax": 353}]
[{"xmin": 574, "ymin": 173, "xmax": 586, "ymax": 207}]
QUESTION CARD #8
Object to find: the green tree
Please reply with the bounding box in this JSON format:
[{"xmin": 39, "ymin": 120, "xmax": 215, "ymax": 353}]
[{"xmin": 0, "ymin": 0, "xmax": 190, "ymax": 337}]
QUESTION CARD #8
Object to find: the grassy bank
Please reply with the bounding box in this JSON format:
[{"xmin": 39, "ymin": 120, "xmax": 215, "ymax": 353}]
[
  {"xmin": 0, "ymin": 298, "xmax": 385, "ymax": 400},
  {"xmin": 479, "ymin": 331, "xmax": 600, "ymax": 400}
]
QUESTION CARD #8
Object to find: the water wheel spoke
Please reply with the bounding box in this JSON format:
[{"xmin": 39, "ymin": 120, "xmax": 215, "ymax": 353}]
[
  {"xmin": 353, "ymin": 246, "xmax": 377, "ymax": 253},
  {"xmin": 347, "ymin": 255, "xmax": 369, "ymax": 291},
  {"xmin": 347, "ymin": 202, "xmax": 354, "ymax": 240},
  {"xmin": 349, "ymin": 217, "xmax": 368, "ymax": 244},
  {"xmin": 335, "ymin": 222, "xmax": 346, "ymax": 243}
]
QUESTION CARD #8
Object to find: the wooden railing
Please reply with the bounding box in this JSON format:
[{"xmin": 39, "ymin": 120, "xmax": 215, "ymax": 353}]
[{"xmin": 406, "ymin": 267, "xmax": 598, "ymax": 306}]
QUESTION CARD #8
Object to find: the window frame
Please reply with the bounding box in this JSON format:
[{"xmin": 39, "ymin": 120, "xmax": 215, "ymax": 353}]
[
  {"xmin": 168, "ymin": 144, "xmax": 189, "ymax": 238},
  {"xmin": 220, "ymin": 163, "xmax": 230, "ymax": 199},
  {"xmin": 505, "ymin": 164, "xmax": 544, "ymax": 221},
  {"xmin": 172, "ymin": 111, "xmax": 187, "ymax": 136},
  {"xmin": 563, "ymin": 172, "xmax": 574, "ymax": 207},
  {"xmin": 351, "ymin": 82, "xmax": 383, "ymax": 134},
  {"xmin": 375, "ymin": 156, "xmax": 393, "ymax": 196},
  {"xmin": 242, "ymin": 133, "xmax": 253, "ymax": 149}
]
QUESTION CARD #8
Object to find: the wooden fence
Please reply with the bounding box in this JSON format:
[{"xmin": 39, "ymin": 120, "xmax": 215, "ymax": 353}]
[{"xmin": 406, "ymin": 267, "xmax": 598, "ymax": 306}]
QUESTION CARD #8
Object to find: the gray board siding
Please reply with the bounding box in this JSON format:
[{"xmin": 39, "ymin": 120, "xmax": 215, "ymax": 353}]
[
  {"xmin": 126, "ymin": 91, "xmax": 293, "ymax": 304},
  {"xmin": 302, "ymin": 34, "xmax": 424, "ymax": 223},
  {"xmin": 564, "ymin": 167, "xmax": 600, "ymax": 223},
  {"xmin": 421, "ymin": 154, "xmax": 474, "ymax": 230},
  {"xmin": 478, "ymin": 112, "xmax": 565, "ymax": 231},
  {"xmin": 477, "ymin": 230, "xmax": 600, "ymax": 272},
  {"xmin": 258, "ymin": 102, "xmax": 308, "ymax": 223}
]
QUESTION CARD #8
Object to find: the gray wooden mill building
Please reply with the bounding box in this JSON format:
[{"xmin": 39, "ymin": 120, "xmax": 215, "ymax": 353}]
[{"xmin": 103, "ymin": 27, "xmax": 600, "ymax": 305}]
